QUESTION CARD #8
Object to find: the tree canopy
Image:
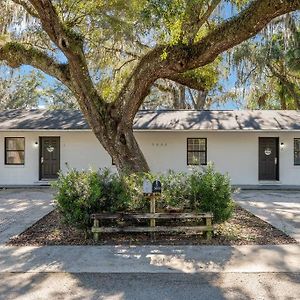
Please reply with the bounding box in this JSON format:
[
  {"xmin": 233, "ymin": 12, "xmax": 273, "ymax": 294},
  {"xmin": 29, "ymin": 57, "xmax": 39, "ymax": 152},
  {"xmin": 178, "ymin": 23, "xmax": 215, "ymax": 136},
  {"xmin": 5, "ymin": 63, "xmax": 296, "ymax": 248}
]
[
  {"xmin": 0, "ymin": 0, "xmax": 300, "ymax": 173},
  {"xmin": 231, "ymin": 13, "xmax": 300, "ymax": 109}
]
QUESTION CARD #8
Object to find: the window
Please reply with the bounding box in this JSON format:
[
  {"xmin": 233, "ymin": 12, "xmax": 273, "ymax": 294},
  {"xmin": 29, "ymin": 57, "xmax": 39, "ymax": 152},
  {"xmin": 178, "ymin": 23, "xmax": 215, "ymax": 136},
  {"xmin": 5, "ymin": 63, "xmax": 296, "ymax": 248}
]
[
  {"xmin": 294, "ymin": 139, "xmax": 300, "ymax": 165},
  {"xmin": 187, "ymin": 138, "xmax": 207, "ymax": 165},
  {"xmin": 5, "ymin": 137, "xmax": 25, "ymax": 165}
]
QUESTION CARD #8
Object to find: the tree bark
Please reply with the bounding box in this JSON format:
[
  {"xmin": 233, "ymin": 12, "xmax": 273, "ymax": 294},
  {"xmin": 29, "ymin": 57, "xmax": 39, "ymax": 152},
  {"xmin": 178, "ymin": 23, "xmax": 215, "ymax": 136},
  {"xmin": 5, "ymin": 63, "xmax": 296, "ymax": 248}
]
[
  {"xmin": 278, "ymin": 83, "xmax": 287, "ymax": 109},
  {"xmin": 94, "ymin": 124, "xmax": 149, "ymax": 174},
  {"xmin": 195, "ymin": 91, "xmax": 208, "ymax": 109}
]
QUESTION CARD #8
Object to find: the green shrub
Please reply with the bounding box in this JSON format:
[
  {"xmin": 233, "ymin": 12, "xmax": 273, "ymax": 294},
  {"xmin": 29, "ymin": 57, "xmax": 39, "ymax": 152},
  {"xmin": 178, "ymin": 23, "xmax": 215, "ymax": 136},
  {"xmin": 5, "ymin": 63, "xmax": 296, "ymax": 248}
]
[
  {"xmin": 123, "ymin": 172, "xmax": 154, "ymax": 212},
  {"xmin": 53, "ymin": 164, "xmax": 234, "ymax": 230},
  {"xmin": 159, "ymin": 171, "xmax": 190, "ymax": 209},
  {"xmin": 53, "ymin": 169, "xmax": 103, "ymax": 230},
  {"xmin": 187, "ymin": 163, "xmax": 234, "ymax": 222},
  {"xmin": 97, "ymin": 169, "xmax": 130, "ymax": 213},
  {"xmin": 53, "ymin": 168, "xmax": 130, "ymax": 230}
]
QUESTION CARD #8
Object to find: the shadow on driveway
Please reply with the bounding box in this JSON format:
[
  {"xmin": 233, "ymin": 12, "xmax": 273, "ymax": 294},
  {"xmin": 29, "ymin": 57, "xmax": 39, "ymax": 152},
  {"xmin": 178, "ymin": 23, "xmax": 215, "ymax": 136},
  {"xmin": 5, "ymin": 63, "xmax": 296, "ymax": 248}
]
[
  {"xmin": 0, "ymin": 188, "xmax": 54, "ymax": 244},
  {"xmin": 234, "ymin": 190, "xmax": 300, "ymax": 242}
]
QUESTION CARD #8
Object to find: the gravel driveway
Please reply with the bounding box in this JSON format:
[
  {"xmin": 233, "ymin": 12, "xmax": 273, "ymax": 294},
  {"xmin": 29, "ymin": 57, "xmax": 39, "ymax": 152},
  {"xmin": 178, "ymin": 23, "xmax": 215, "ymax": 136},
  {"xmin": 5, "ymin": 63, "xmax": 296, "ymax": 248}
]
[{"xmin": 0, "ymin": 188, "xmax": 54, "ymax": 244}]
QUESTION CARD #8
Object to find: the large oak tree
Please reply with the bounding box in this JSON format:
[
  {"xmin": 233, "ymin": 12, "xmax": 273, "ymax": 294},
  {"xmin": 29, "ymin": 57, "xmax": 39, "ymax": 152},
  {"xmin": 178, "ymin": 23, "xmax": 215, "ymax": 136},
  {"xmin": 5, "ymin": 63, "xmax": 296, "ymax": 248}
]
[{"xmin": 0, "ymin": 0, "xmax": 300, "ymax": 173}]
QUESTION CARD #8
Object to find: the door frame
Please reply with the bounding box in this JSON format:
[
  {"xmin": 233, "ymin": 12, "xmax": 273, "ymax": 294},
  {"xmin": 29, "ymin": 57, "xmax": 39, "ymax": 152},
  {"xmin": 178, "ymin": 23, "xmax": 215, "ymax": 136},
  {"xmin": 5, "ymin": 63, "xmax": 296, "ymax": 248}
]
[
  {"xmin": 39, "ymin": 136, "xmax": 61, "ymax": 180},
  {"xmin": 258, "ymin": 137, "xmax": 279, "ymax": 181}
]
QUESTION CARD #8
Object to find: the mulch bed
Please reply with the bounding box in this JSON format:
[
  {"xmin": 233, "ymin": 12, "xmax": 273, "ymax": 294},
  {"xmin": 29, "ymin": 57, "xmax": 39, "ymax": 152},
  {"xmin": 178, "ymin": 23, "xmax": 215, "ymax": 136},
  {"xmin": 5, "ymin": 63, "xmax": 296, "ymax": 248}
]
[{"xmin": 8, "ymin": 206, "xmax": 297, "ymax": 246}]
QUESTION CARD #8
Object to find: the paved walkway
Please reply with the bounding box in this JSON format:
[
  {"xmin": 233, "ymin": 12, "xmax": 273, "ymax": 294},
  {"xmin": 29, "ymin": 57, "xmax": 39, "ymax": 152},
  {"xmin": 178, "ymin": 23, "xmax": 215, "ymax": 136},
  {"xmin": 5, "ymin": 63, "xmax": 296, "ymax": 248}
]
[
  {"xmin": 0, "ymin": 188, "xmax": 54, "ymax": 244},
  {"xmin": 0, "ymin": 244, "xmax": 299, "ymax": 273},
  {"xmin": 234, "ymin": 190, "xmax": 300, "ymax": 242}
]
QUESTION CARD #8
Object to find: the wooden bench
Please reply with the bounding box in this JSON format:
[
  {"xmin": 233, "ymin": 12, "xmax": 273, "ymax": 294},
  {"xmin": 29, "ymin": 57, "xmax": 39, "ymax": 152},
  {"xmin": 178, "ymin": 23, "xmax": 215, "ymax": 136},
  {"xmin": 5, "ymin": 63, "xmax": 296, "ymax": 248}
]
[{"xmin": 91, "ymin": 212, "xmax": 213, "ymax": 241}]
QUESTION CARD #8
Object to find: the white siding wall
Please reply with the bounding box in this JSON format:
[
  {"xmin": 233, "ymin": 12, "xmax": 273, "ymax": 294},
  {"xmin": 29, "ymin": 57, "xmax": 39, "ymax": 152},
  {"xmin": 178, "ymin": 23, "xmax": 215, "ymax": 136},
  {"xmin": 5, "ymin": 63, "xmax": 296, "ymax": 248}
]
[{"xmin": 0, "ymin": 130, "xmax": 299, "ymax": 185}]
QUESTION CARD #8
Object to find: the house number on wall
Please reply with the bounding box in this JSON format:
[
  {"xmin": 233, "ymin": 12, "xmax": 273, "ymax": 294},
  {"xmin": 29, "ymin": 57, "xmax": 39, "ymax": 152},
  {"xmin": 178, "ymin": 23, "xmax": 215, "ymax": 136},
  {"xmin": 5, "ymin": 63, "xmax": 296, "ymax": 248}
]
[{"xmin": 264, "ymin": 148, "xmax": 272, "ymax": 156}]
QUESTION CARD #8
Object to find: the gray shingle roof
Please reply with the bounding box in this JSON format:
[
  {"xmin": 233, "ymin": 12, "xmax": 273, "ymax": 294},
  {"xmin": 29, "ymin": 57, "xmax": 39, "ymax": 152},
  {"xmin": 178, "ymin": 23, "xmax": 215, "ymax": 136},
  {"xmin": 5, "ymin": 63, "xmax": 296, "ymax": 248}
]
[{"xmin": 0, "ymin": 109, "xmax": 300, "ymax": 131}]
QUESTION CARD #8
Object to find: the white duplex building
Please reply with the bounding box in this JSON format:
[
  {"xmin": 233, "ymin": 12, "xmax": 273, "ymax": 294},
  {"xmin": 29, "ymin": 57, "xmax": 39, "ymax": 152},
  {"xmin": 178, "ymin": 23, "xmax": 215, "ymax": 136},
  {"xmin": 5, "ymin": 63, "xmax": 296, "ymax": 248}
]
[{"xmin": 0, "ymin": 109, "xmax": 300, "ymax": 186}]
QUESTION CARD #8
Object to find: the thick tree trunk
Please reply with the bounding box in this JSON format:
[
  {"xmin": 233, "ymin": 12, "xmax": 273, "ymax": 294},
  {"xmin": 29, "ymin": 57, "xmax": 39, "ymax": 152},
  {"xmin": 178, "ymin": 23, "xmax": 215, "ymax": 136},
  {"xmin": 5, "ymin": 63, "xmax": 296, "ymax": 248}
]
[
  {"xmin": 195, "ymin": 91, "xmax": 208, "ymax": 109},
  {"xmin": 89, "ymin": 115, "xmax": 150, "ymax": 174}
]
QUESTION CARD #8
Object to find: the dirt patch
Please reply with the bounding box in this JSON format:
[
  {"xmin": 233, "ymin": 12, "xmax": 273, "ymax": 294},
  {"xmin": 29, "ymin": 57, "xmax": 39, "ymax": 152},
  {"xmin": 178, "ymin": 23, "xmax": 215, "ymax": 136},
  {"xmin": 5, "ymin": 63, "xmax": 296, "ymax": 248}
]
[{"xmin": 8, "ymin": 206, "xmax": 297, "ymax": 246}]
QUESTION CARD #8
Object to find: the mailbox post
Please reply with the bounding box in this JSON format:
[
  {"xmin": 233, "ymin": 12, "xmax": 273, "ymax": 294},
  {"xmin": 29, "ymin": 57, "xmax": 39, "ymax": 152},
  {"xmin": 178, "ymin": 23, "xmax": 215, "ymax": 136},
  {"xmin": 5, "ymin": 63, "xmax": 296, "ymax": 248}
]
[
  {"xmin": 143, "ymin": 179, "xmax": 162, "ymax": 228},
  {"xmin": 151, "ymin": 180, "xmax": 162, "ymax": 227}
]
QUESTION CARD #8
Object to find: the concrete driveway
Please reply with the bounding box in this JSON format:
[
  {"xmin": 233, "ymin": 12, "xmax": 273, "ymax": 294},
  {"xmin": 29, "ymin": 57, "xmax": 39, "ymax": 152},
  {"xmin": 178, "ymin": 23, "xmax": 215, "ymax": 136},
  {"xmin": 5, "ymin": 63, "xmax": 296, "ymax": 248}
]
[
  {"xmin": 0, "ymin": 188, "xmax": 54, "ymax": 244},
  {"xmin": 234, "ymin": 190, "xmax": 300, "ymax": 242}
]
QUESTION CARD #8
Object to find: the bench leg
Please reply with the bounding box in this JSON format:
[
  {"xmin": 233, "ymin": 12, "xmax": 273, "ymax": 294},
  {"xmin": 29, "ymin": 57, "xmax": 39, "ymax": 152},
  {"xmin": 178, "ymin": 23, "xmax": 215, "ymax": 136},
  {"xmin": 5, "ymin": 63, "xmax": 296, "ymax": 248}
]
[
  {"xmin": 93, "ymin": 219, "xmax": 100, "ymax": 241},
  {"xmin": 205, "ymin": 217, "xmax": 212, "ymax": 240}
]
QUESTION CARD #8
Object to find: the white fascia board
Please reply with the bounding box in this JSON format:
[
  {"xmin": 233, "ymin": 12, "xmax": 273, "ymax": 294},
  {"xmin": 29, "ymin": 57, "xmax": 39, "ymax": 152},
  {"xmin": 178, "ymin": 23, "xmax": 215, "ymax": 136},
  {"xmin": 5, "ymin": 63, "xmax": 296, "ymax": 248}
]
[{"xmin": 0, "ymin": 129, "xmax": 300, "ymax": 132}]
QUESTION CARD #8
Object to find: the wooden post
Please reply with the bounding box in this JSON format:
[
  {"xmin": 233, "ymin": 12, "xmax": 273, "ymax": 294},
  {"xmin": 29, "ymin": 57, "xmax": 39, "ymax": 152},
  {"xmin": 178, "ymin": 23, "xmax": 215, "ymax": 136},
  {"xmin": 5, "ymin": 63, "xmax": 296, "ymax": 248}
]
[
  {"xmin": 205, "ymin": 217, "xmax": 212, "ymax": 240},
  {"xmin": 150, "ymin": 194, "xmax": 156, "ymax": 227},
  {"xmin": 93, "ymin": 219, "xmax": 100, "ymax": 241}
]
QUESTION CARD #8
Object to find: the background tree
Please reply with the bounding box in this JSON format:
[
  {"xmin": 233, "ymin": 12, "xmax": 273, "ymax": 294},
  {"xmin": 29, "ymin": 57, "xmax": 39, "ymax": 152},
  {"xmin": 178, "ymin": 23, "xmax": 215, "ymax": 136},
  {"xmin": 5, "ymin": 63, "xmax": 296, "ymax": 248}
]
[
  {"xmin": 231, "ymin": 13, "xmax": 300, "ymax": 109},
  {"xmin": 0, "ymin": 65, "xmax": 78, "ymax": 109},
  {"xmin": 0, "ymin": 67, "xmax": 42, "ymax": 109},
  {"xmin": 0, "ymin": 0, "xmax": 299, "ymax": 173}
]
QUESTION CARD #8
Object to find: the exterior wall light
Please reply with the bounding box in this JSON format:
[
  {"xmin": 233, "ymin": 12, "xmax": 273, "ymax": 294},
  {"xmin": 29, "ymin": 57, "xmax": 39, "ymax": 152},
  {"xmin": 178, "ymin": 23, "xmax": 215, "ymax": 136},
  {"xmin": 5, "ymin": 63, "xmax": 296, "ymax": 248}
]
[
  {"xmin": 34, "ymin": 141, "xmax": 39, "ymax": 148},
  {"xmin": 280, "ymin": 142, "xmax": 285, "ymax": 150}
]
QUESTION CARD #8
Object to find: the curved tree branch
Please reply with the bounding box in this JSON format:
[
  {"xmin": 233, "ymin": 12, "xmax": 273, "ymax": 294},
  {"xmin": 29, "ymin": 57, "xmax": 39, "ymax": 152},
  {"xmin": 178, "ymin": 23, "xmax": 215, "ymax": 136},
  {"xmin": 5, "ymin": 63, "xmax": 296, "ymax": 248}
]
[
  {"xmin": 26, "ymin": 0, "xmax": 107, "ymax": 115},
  {"xmin": 0, "ymin": 42, "xmax": 71, "ymax": 87},
  {"xmin": 116, "ymin": 0, "xmax": 300, "ymax": 124},
  {"xmin": 181, "ymin": 0, "xmax": 221, "ymax": 44},
  {"xmin": 165, "ymin": 73, "xmax": 209, "ymax": 91},
  {"xmin": 180, "ymin": 0, "xmax": 300, "ymax": 71}
]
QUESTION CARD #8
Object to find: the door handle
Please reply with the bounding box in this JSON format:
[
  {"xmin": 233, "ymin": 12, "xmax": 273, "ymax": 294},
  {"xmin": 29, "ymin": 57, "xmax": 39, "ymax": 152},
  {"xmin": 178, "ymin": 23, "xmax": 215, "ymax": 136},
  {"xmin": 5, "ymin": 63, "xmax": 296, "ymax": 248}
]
[
  {"xmin": 41, "ymin": 157, "xmax": 44, "ymax": 164},
  {"xmin": 275, "ymin": 157, "xmax": 278, "ymax": 165}
]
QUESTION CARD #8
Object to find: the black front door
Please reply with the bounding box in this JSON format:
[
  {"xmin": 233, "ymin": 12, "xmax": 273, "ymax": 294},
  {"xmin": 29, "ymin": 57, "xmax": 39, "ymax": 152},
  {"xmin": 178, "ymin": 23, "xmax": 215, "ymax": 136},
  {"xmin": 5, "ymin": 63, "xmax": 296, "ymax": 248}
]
[
  {"xmin": 39, "ymin": 137, "xmax": 60, "ymax": 180},
  {"xmin": 258, "ymin": 137, "xmax": 279, "ymax": 181}
]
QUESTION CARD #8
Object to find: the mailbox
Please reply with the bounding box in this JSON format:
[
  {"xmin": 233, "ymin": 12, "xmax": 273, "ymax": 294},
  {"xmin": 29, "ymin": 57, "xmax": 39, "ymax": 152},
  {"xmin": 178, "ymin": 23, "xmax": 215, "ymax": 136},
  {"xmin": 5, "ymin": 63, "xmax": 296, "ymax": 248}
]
[
  {"xmin": 152, "ymin": 180, "xmax": 162, "ymax": 194},
  {"xmin": 143, "ymin": 179, "xmax": 152, "ymax": 195}
]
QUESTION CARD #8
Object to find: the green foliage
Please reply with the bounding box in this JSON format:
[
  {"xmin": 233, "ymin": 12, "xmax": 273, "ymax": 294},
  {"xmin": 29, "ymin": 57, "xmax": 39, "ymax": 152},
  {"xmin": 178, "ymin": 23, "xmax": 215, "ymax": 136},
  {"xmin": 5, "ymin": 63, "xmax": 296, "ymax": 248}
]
[
  {"xmin": 53, "ymin": 169, "xmax": 103, "ymax": 230},
  {"xmin": 53, "ymin": 168, "xmax": 133, "ymax": 230},
  {"xmin": 54, "ymin": 165, "xmax": 234, "ymax": 230},
  {"xmin": 0, "ymin": 66, "xmax": 79, "ymax": 110},
  {"xmin": 232, "ymin": 17, "xmax": 300, "ymax": 109},
  {"xmin": 183, "ymin": 59, "xmax": 221, "ymax": 91},
  {"xmin": 188, "ymin": 164, "xmax": 234, "ymax": 222},
  {"xmin": 0, "ymin": 68, "xmax": 42, "ymax": 110},
  {"xmin": 44, "ymin": 83, "xmax": 78, "ymax": 109},
  {"xmin": 97, "ymin": 169, "xmax": 131, "ymax": 213},
  {"xmin": 123, "ymin": 172, "xmax": 155, "ymax": 211},
  {"xmin": 159, "ymin": 171, "xmax": 190, "ymax": 209}
]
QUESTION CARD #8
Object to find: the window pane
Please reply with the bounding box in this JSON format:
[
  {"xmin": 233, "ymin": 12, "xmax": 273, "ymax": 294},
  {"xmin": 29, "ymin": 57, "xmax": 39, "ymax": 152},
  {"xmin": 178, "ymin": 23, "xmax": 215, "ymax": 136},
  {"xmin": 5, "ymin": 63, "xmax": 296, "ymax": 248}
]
[
  {"xmin": 187, "ymin": 151, "xmax": 206, "ymax": 165},
  {"xmin": 187, "ymin": 139, "xmax": 195, "ymax": 151},
  {"xmin": 294, "ymin": 151, "xmax": 300, "ymax": 165},
  {"xmin": 295, "ymin": 139, "xmax": 300, "ymax": 151},
  {"xmin": 199, "ymin": 151, "xmax": 206, "ymax": 164},
  {"xmin": 188, "ymin": 152, "xmax": 200, "ymax": 165},
  {"xmin": 199, "ymin": 139, "xmax": 206, "ymax": 151},
  {"xmin": 6, "ymin": 151, "xmax": 25, "ymax": 164},
  {"xmin": 187, "ymin": 138, "xmax": 206, "ymax": 151},
  {"xmin": 6, "ymin": 138, "xmax": 25, "ymax": 150}
]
